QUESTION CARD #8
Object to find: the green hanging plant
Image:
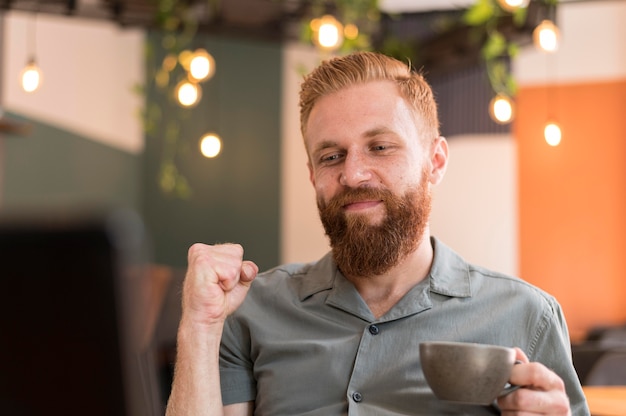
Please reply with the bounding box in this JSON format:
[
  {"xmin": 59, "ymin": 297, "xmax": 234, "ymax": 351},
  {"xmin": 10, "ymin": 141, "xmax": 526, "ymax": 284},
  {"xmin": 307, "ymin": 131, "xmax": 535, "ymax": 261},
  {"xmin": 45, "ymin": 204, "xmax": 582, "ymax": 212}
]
[
  {"xmin": 298, "ymin": 0, "xmax": 381, "ymax": 53},
  {"xmin": 463, "ymin": 0, "xmax": 558, "ymax": 98},
  {"xmin": 136, "ymin": 0, "xmax": 220, "ymax": 199}
]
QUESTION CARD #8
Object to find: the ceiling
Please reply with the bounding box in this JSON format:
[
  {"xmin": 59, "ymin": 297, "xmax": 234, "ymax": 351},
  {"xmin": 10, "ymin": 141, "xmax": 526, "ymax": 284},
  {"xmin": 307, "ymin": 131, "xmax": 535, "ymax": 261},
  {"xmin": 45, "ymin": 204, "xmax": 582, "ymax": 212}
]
[
  {"xmin": 0, "ymin": 0, "xmax": 511, "ymax": 40},
  {"xmin": 0, "ymin": 0, "xmax": 305, "ymax": 40},
  {"xmin": 0, "ymin": 0, "xmax": 584, "ymax": 46},
  {"xmin": 0, "ymin": 0, "xmax": 544, "ymax": 67}
]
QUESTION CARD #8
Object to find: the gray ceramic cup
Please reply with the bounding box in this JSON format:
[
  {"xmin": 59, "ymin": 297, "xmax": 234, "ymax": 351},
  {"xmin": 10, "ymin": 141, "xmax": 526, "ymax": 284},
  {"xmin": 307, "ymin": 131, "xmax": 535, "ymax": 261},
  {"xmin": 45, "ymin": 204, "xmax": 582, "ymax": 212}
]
[{"xmin": 419, "ymin": 341, "xmax": 518, "ymax": 405}]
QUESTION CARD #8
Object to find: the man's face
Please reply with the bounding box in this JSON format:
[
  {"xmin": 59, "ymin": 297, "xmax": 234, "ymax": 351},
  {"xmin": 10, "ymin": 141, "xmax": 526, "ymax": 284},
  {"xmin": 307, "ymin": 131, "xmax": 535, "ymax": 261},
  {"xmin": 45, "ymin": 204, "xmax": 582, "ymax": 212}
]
[{"xmin": 304, "ymin": 80, "xmax": 445, "ymax": 277}]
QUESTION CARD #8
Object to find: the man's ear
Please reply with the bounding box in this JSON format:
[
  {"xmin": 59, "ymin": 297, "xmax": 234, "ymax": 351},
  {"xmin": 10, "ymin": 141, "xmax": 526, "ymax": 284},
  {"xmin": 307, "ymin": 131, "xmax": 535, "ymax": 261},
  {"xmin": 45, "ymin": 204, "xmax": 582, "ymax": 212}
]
[{"xmin": 429, "ymin": 136, "xmax": 449, "ymax": 185}]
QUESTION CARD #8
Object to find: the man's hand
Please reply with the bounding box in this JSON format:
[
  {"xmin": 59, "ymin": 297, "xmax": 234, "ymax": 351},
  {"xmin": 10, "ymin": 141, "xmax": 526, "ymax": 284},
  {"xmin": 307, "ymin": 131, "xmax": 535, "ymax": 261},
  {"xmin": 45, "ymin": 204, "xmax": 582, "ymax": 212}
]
[
  {"xmin": 182, "ymin": 243, "xmax": 259, "ymax": 328},
  {"xmin": 497, "ymin": 348, "xmax": 571, "ymax": 415},
  {"xmin": 166, "ymin": 243, "xmax": 258, "ymax": 416}
]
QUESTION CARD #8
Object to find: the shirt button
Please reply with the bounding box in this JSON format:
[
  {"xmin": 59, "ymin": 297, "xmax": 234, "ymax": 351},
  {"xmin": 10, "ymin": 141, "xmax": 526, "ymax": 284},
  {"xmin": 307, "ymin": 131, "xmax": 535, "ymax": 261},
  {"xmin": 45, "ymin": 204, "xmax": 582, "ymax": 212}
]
[
  {"xmin": 368, "ymin": 324, "xmax": 380, "ymax": 335},
  {"xmin": 352, "ymin": 391, "xmax": 363, "ymax": 402}
]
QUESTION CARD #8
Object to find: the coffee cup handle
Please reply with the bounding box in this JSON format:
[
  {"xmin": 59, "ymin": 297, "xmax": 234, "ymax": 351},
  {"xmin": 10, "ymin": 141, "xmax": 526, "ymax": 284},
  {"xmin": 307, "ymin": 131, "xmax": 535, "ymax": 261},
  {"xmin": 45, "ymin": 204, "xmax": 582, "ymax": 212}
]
[
  {"xmin": 498, "ymin": 360, "xmax": 524, "ymax": 399},
  {"xmin": 499, "ymin": 383, "xmax": 522, "ymax": 398}
]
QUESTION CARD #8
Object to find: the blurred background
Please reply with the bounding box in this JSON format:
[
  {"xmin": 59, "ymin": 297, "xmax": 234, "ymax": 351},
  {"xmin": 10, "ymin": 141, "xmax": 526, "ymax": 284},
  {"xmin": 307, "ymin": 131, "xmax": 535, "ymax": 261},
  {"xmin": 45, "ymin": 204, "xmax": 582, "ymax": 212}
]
[{"xmin": 1, "ymin": 0, "xmax": 625, "ymax": 411}]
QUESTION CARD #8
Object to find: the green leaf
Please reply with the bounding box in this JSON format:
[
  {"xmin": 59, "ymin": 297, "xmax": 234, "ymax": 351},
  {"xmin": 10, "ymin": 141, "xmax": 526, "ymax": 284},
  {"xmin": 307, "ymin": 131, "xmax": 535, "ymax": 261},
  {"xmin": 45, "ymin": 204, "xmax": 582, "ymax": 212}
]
[
  {"xmin": 482, "ymin": 31, "xmax": 507, "ymax": 59},
  {"xmin": 463, "ymin": 0, "xmax": 495, "ymax": 26},
  {"xmin": 506, "ymin": 75, "xmax": 518, "ymax": 96},
  {"xmin": 507, "ymin": 42, "xmax": 519, "ymax": 58},
  {"xmin": 381, "ymin": 36, "xmax": 416, "ymax": 63},
  {"xmin": 175, "ymin": 176, "xmax": 192, "ymax": 199},
  {"xmin": 299, "ymin": 20, "xmax": 313, "ymax": 44},
  {"xmin": 490, "ymin": 60, "xmax": 507, "ymax": 83},
  {"xmin": 159, "ymin": 162, "xmax": 177, "ymax": 194},
  {"xmin": 512, "ymin": 6, "xmax": 528, "ymax": 26}
]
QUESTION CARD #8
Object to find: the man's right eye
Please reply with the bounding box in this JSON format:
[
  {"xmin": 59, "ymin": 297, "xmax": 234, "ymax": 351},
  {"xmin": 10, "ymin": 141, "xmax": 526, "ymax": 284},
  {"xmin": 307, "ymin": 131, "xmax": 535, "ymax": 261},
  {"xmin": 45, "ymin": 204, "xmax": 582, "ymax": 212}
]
[{"xmin": 320, "ymin": 153, "xmax": 343, "ymax": 163}]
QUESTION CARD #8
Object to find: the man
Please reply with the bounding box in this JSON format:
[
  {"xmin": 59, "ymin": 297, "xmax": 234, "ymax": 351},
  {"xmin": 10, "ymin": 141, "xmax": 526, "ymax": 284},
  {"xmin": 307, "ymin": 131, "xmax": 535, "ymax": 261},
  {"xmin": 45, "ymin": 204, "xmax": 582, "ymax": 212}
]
[{"xmin": 166, "ymin": 52, "xmax": 589, "ymax": 415}]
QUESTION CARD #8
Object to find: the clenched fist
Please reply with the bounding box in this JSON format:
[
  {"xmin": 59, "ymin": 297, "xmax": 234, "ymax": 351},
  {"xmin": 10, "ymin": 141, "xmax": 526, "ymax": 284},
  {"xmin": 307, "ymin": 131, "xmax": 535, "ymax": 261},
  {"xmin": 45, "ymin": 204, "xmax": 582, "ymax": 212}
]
[{"xmin": 182, "ymin": 243, "xmax": 259, "ymax": 328}]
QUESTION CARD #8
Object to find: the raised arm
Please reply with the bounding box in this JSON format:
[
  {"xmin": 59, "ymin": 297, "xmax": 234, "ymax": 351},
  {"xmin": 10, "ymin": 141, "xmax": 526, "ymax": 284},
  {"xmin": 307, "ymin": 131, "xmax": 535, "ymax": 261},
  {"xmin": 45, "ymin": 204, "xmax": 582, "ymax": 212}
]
[{"xmin": 165, "ymin": 243, "xmax": 258, "ymax": 416}]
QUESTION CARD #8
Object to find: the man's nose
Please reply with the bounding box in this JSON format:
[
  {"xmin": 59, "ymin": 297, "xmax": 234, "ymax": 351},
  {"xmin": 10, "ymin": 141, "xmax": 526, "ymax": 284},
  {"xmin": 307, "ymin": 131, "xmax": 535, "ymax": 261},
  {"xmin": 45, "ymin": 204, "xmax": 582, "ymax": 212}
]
[{"xmin": 339, "ymin": 152, "xmax": 373, "ymax": 187}]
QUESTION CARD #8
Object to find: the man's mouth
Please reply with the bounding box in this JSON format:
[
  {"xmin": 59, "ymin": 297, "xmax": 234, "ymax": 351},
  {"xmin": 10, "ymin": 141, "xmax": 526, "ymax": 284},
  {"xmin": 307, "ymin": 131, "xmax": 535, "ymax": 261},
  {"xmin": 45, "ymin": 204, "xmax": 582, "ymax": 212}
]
[{"xmin": 343, "ymin": 200, "xmax": 383, "ymax": 212}]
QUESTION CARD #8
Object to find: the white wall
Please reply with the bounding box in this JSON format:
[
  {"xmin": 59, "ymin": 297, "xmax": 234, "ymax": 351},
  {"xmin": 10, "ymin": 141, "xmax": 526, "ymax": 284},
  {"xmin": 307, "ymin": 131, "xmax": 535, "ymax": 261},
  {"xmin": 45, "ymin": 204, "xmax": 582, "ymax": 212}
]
[
  {"xmin": 2, "ymin": 11, "xmax": 144, "ymax": 154},
  {"xmin": 515, "ymin": 0, "xmax": 626, "ymax": 86},
  {"xmin": 430, "ymin": 134, "xmax": 518, "ymax": 276},
  {"xmin": 280, "ymin": 43, "xmax": 330, "ymax": 264}
]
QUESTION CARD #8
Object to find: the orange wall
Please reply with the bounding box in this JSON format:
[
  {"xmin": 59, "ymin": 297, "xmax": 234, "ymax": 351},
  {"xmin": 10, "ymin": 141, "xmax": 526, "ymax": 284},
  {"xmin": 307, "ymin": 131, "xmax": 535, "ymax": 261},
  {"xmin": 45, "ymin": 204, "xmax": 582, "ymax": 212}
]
[{"xmin": 515, "ymin": 79, "xmax": 626, "ymax": 341}]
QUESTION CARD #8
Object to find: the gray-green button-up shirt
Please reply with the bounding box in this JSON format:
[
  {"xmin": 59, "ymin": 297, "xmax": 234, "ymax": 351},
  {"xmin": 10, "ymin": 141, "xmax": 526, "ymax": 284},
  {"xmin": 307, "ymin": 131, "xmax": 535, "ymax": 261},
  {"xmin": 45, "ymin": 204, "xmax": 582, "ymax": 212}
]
[{"xmin": 220, "ymin": 237, "xmax": 589, "ymax": 415}]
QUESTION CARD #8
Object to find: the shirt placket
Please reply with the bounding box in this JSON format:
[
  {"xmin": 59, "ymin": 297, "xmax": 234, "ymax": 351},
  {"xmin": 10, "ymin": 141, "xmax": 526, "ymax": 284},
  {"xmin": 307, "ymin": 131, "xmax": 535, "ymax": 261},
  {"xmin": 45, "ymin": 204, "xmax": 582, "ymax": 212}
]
[{"xmin": 346, "ymin": 321, "xmax": 384, "ymax": 414}]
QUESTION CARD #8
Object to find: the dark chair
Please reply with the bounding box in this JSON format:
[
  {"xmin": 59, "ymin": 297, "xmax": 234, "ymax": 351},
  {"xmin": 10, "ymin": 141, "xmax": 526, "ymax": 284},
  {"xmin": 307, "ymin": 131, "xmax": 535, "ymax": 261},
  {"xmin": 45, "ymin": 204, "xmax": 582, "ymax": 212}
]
[
  {"xmin": 596, "ymin": 326, "xmax": 626, "ymax": 348},
  {"xmin": 572, "ymin": 324, "xmax": 626, "ymax": 384},
  {"xmin": 584, "ymin": 350, "xmax": 626, "ymax": 386},
  {"xmin": 572, "ymin": 343, "xmax": 610, "ymax": 384}
]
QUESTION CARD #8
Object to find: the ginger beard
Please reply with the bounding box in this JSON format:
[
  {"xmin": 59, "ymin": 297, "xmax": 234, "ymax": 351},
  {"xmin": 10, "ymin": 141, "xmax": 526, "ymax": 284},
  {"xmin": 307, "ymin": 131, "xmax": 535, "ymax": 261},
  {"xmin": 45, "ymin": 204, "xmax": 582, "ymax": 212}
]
[{"xmin": 318, "ymin": 169, "xmax": 432, "ymax": 278}]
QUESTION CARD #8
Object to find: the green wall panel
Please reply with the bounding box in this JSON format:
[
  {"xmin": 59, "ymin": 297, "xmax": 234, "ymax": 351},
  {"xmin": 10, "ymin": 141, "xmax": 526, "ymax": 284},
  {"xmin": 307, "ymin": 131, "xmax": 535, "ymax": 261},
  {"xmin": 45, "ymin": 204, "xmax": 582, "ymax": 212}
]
[
  {"xmin": 141, "ymin": 35, "xmax": 282, "ymax": 271},
  {"xmin": 1, "ymin": 35, "xmax": 282, "ymax": 273},
  {"xmin": 1, "ymin": 112, "xmax": 140, "ymax": 212}
]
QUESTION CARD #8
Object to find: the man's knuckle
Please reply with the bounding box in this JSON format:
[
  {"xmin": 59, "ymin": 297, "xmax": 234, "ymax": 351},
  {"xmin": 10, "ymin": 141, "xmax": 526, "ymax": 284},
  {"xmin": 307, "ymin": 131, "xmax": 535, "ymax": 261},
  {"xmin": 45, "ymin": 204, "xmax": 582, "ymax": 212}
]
[
  {"xmin": 188, "ymin": 242, "xmax": 206, "ymax": 258},
  {"xmin": 511, "ymin": 387, "xmax": 533, "ymax": 408}
]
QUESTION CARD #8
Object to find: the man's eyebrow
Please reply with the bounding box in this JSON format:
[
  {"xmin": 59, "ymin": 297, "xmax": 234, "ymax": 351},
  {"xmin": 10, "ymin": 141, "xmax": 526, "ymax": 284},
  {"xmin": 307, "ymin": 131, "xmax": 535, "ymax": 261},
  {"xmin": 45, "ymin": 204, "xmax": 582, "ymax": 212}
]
[
  {"xmin": 311, "ymin": 140, "xmax": 339, "ymax": 154},
  {"xmin": 364, "ymin": 126, "xmax": 396, "ymax": 138}
]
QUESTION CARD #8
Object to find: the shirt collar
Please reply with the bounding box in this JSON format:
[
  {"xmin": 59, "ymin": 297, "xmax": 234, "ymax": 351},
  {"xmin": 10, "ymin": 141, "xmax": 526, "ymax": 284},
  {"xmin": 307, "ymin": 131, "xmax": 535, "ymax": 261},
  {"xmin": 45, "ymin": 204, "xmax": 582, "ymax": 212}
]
[
  {"xmin": 428, "ymin": 237, "xmax": 472, "ymax": 298},
  {"xmin": 295, "ymin": 251, "xmax": 336, "ymax": 301},
  {"xmin": 296, "ymin": 236, "xmax": 472, "ymax": 303}
]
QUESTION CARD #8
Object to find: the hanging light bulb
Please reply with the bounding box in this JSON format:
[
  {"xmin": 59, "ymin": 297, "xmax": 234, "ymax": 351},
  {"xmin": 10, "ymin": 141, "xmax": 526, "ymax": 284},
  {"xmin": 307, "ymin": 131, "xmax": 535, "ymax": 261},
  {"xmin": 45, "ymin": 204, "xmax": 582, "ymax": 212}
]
[
  {"xmin": 533, "ymin": 20, "xmax": 560, "ymax": 53},
  {"xmin": 20, "ymin": 58, "xmax": 43, "ymax": 93},
  {"xmin": 175, "ymin": 80, "xmax": 202, "ymax": 108},
  {"xmin": 199, "ymin": 133, "xmax": 222, "ymax": 158},
  {"xmin": 496, "ymin": 0, "xmax": 530, "ymax": 12},
  {"xmin": 162, "ymin": 54, "xmax": 178, "ymax": 72},
  {"xmin": 20, "ymin": 13, "xmax": 42, "ymax": 93},
  {"xmin": 178, "ymin": 49, "xmax": 194, "ymax": 71},
  {"xmin": 188, "ymin": 49, "xmax": 216, "ymax": 83},
  {"xmin": 344, "ymin": 23, "xmax": 359, "ymax": 40},
  {"xmin": 544, "ymin": 122, "xmax": 562, "ymax": 146},
  {"xmin": 311, "ymin": 15, "xmax": 344, "ymax": 51},
  {"xmin": 488, "ymin": 93, "xmax": 515, "ymax": 124}
]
